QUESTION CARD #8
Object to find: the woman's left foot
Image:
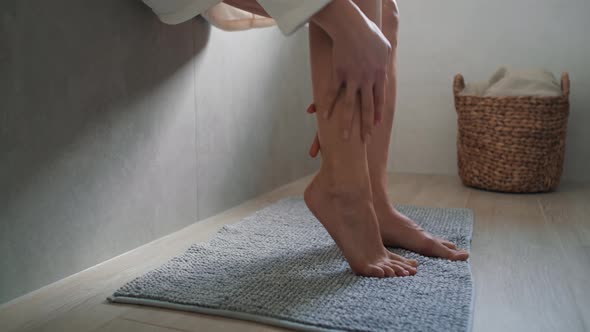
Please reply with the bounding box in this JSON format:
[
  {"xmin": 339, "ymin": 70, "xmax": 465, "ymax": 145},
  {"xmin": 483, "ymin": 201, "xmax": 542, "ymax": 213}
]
[{"xmin": 374, "ymin": 199, "xmax": 469, "ymax": 261}]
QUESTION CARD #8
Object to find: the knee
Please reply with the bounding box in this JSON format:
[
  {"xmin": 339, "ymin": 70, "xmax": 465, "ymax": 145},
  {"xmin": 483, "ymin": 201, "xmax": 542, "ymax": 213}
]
[
  {"xmin": 382, "ymin": 0, "xmax": 399, "ymax": 45},
  {"xmin": 383, "ymin": 0, "xmax": 400, "ymax": 23}
]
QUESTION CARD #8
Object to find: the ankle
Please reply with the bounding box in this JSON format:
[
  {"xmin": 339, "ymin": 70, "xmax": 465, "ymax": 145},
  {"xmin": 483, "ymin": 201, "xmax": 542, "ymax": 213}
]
[
  {"xmin": 370, "ymin": 181, "xmax": 389, "ymax": 204},
  {"xmin": 314, "ymin": 169, "xmax": 373, "ymax": 206},
  {"xmin": 373, "ymin": 190, "xmax": 400, "ymax": 216},
  {"xmin": 318, "ymin": 163, "xmax": 370, "ymax": 191}
]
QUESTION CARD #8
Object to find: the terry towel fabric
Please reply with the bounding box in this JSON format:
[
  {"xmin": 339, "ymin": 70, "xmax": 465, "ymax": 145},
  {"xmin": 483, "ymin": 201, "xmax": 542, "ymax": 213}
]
[
  {"xmin": 109, "ymin": 197, "xmax": 475, "ymax": 332},
  {"xmin": 460, "ymin": 66, "xmax": 562, "ymax": 97}
]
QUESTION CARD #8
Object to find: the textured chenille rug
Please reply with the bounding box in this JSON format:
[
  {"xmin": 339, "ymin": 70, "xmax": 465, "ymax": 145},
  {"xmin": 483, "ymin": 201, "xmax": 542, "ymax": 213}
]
[{"xmin": 109, "ymin": 197, "xmax": 474, "ymax": 332}]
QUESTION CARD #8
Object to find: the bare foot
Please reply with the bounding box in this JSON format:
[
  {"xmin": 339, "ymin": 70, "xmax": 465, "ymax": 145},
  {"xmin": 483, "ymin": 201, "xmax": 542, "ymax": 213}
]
[
  {"xmin": 374, "ymin": 199, "xmax": 469, "ymax": 261},
  {"xmin": 304, "ymin": 172, "xmax": 418, "ymax": 277}
]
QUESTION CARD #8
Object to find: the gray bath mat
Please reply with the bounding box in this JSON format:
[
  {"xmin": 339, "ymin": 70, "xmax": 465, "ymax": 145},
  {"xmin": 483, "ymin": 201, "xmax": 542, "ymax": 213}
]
[{"xmin": 109, "ymin": 197, "xmax": 474, "ymax": 332}]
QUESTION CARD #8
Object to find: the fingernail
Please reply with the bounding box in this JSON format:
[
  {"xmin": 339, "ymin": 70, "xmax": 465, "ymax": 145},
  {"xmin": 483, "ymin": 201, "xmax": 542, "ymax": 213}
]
[
  {"xmin": 403, "ymin": 270, "xmax": 409, "ymax": 276},
  {"xmin": 343, "ymin": 130, "xmax": 349, "ymax": 140}
]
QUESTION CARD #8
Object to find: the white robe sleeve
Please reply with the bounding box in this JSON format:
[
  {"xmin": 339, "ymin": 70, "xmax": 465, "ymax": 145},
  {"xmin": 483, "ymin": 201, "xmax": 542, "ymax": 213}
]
[
  {"xmin": 142, "ymin": 0, "xmax": 222, "ymax": 24},
  {"xmin": 142, "ymin": 0, "xmax": 331, "ymax": 35},
  {"xmin": 255, "ymin": 0, "xmax": 331, "ymax": 35}
]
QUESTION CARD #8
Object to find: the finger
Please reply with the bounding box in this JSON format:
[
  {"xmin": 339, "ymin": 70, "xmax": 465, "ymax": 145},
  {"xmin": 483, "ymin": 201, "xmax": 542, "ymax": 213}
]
[
  {"xmin": 341, "ymin": 82, "xmax": 358, "ymax": 140},
  {"xmin": 306, "ymin": 104, "xmax": 316, "ymax": 114},
  {"xmin": 324, "ymin": 71, "xmax": 344, "ymax": 120},
  {"xmin": 361, "ymin": 85, "xmax": 375, "ymax": 142},
  {"xmin": 374, "ymin": 71, "xmax": 387, "ymax": 125},
  {"xmin": 309, "ymin": 132, "xmax": 320, "ymax": 158},
  {"xmin": 374, "ymin": 109, "xmax": 382, "ymax": 126}
]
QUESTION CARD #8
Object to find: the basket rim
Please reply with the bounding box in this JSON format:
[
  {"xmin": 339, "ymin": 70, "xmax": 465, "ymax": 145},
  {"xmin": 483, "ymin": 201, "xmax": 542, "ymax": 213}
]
[{"xmin": 453, "ymin": 94, "xmax": 569, "ymax": 100}]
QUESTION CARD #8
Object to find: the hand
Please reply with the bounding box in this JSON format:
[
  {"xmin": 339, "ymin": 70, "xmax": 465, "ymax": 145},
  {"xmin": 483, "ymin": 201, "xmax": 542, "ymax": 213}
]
[
  {"xmin": 306, "ymin": 100, "xmax": 381, "ymax": 158},
  {"xmin": 312, "ymin": 0, "xmax": 390, "ymax": 141}
]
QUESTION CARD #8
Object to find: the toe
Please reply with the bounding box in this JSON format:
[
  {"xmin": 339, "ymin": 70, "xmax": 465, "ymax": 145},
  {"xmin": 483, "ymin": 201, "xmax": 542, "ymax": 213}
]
[
  {"xmin": 381, "ymin": 265, "xmax": 397, "ymax": 277},
  {"xmin": 429, "ymin": 240, "xmax": 452, "ymax": 258},
  {"xmin": 360, "ymin": 264, "xmax": 385, "ymax": 277},
  {"xmin": 440, "ymin": 239, "xmax": 457, "ymax": 249},
  {"xmin": 395, "ymin": 261, "xmax": 417, "ymax": 275},
  {"xmin": 388, "ymin": 251, "xmax": 418, "ymax": 267},
  {"xmin": 388, "ymin": 263, "xmax": 409, "ymax": 276},
  {"xmin": 431, "ymin": 240, "xmax": 469, "ymax": 261},
  {"xmin": 452, "ymin": 249, "xmax": 470, "ymax": 261},
  {"xmin": 388, "ymin": 252, "xmax": 409, "ymax": 262}
]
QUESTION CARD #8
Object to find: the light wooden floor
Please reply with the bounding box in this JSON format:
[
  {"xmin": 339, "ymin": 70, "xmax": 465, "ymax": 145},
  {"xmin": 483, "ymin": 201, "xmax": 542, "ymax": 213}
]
[{"xmin": 1, "ymin": 173, "xmax": 588, "ymax": 332}]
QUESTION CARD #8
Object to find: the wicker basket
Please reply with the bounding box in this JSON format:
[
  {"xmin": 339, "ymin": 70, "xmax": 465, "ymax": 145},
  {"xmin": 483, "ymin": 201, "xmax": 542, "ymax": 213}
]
[{"xmin": 453, "ymin": 72, "xmax": 570, "ymax": 193}]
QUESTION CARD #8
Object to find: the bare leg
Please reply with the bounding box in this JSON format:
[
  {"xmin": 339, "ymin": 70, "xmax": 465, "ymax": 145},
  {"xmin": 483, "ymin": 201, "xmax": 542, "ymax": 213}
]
[
  {"xmin": 367, "ymin": 0, "xmax": 468, "ymax": 260},
  {"xmin": 304, "ymin": 0, "xmax": 417, "ymax": 277}
]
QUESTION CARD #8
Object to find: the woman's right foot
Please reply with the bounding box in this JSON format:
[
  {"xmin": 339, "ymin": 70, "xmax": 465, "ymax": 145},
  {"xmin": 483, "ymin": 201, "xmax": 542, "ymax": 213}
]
[{"xmin": 304, "ymin": 171, "xmax": 417, "ymax": 277}]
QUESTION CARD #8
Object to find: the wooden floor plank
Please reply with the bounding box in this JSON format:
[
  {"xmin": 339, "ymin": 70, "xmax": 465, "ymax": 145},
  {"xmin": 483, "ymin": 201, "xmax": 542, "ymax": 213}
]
[
  {"xmin": 538, "ymin": 182, "xmax": 590, "ymax": 246},
  {"xmin": 121, "ymin": 305, "xmax": 288, "ymax": 332},
  {"xmin": 537, "ymin": 182, "xmax": 590, "ymax": 330},
  {"xmin": 27, "ymin": 299, "xmax": 129, "ymax": 332},
  {"xmin": 467, "ymin": 188, "xmax": 586, "ymax": 332},
  {"xmin": 409, "ymin": 174, "xmax": 471, "ymax": 208},
  {"xmin": 559, "ymin": 246, "xmax": 590, "ymax": 330},
  {"xmin": 92, "ymin": 317, "xmax": 182, "ymax": 332},
  {"xmin": 386, "ymin": 173, "xmax": 426, "ymax": 205}
]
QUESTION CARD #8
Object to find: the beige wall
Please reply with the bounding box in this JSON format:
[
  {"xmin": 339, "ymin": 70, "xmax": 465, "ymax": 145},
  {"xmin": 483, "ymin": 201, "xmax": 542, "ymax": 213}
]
[
  {"xmin": 194, "ymin": 23, "xmax": 317, "ymax": 220},
  {"xmin": 391, "ymin": 0, "xmax": 590, "ymax": 182}
]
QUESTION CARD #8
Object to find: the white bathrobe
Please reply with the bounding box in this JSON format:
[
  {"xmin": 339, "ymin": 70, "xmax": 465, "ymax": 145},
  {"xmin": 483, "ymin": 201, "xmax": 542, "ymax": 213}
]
[{"xmin": 142, "ymin": 0, "xmax": 331, "ymax": 35}]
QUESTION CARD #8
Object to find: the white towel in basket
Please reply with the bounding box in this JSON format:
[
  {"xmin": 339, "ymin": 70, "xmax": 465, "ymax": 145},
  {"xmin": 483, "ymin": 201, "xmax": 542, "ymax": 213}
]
[{"xmin": 461, "ymin": 67, "xmax": 562, "ymax": 97}]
